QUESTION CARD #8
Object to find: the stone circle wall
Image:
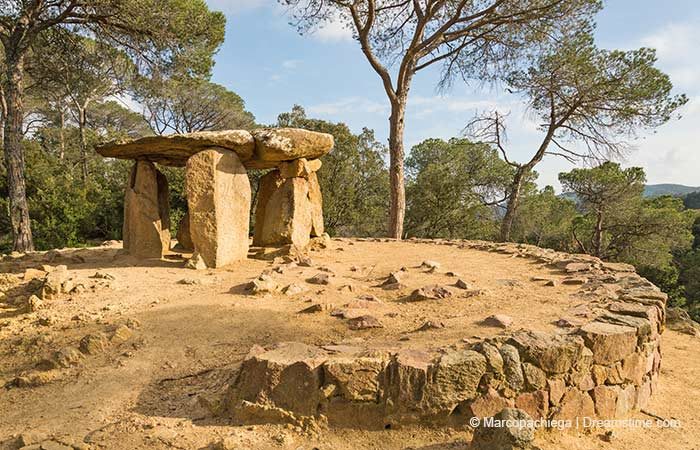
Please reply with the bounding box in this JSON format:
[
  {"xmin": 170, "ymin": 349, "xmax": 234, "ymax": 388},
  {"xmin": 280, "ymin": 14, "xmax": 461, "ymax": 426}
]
[{"xmin": 222, "ymin": 239, "xmax": 666, "ymax": 430}]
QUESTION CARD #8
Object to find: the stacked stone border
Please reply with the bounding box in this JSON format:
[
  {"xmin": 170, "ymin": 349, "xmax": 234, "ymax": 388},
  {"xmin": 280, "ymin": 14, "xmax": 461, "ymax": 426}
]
[{"xmin": 223, "ymin": 238, "xmax": 666, "ymax": 430}]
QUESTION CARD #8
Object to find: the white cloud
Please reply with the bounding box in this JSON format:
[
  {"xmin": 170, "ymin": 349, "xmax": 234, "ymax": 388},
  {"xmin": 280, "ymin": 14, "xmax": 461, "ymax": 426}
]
[
  {"xmin": 640, "ymin": 21, "xmax": 700, "ymax": 92},
  {"xmin": 312, "ymin": 18, "xmax": 353, "ymax": 42},
  {"xmin": 281, "ymin": 59, "xmax": 301, "ymax": 70},
  {"xmin": 307, "ymin": 97, "xmax": 388, "ymax": 115}
]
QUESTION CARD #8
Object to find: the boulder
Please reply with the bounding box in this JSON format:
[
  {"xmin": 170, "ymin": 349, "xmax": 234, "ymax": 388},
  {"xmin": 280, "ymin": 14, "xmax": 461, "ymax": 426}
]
[
  {"xmin": 176, "ymin": 212, "xmax": 193, "ymax": 251},
  {"xmin": 409, "ymin": 285, "xmax": 452, "ymax": 301},
  {"xmin": 186, "ymin": 148, "xmax": 251, "ymax": 268},
  {"xmin": 425, "ymin": 349, "xmax": 487, "ymax": 410},
  {"xmin": 515, "ymin": 390, "xmax": 549, "ymax": 419},
  {"xmin": 254, "ymin": 173, "xmax": 313, "ymax": 248},
  {"xmin": 579, "ymin": 321, "xmax": 637, "ymax": 365},
  {"xmin": 508, "ymin": 330, "xmax": 585, "ymax": 374},
  {"xmin": 324, "ymin": 355, "xmax": 388, "ymax": 401},
  {"xmin": 465, "ymin": 388, "xmax": 513, "ymax": 419},
  {"xmin": 500, "ymin": 344, "xmax": 525, "ymax": 391},
  {"xmin": 229, "ymin": 342, "xmax": 328, "ymax": 416},
  {"xmin": 470, "ymin": 408, "xmax": 536, "ymax": 450},
  {"xmin": 249, "ymin": 128, "xmax": 334, "ymax": 168},
  {"xmin": 122, "ymin": 161, "xmax": 171, "ymax": 258}
]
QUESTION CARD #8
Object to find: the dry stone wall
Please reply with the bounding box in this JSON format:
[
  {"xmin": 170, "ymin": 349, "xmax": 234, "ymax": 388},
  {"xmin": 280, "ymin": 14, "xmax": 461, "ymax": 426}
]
[{"xmin": 224, "ymin": 239, "xmax": 666, "ymax": 430}]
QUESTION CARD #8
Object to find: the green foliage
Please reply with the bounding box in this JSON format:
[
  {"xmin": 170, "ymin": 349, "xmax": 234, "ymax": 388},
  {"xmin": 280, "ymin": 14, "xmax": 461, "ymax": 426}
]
[
  {"xmin": 276, "ymin": 105, "xmax": 389, "ymax": 237},
  {"xmin": 508, "ymin": 32, "xmax": 687, "ymax": 159},
  {"xmin": 404, "ymin": 138, "xmax": 512, "ymax": 239},
  {"xmin": 134, "ymin": 76, "xmax": 256, "ymax": 134},
  {"xmin": 684, "ymin": 191, "xmax": 700, "ymax": 209},
  {"xmin": 559, "ymin": 162, "xmax": 694, "ymax": 269},
  {"xmin": 511, "ymin": 186, "xmax": 578, "ymax": 251}
]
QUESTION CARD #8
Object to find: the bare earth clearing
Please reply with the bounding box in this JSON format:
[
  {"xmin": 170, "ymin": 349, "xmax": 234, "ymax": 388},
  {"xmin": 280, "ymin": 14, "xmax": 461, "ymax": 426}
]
[{"xmin": 0, "ymin": 239, "xmax": 698, "ymax": 449}]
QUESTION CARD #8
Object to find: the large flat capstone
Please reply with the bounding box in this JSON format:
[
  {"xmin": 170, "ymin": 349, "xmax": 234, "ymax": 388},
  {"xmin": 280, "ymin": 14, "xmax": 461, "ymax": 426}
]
[{"xmin": 96, "ymin": 128, "xmax": 333, "ymax": 169}]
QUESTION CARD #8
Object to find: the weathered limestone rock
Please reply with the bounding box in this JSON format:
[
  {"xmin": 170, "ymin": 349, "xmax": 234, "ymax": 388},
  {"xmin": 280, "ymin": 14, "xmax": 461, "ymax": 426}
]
[
  {"xmin": 254, "ymin": 173, "xmax": 313, "ymax": 248},
  {"xmin": 229, "ymin": 343, "xmax": 328, "ymax": 417},
  {"xmin": 592, "ymin": 385, "xmax": 619, "ymax": 419},
  {"xmin": 278, "ymin": 158, "xmax": 322, "ymax": 179},
  {"xmin": 97, "ymin": 130, "xmax": 256, "ymax": 167},
  {"xmin": 249, "ymin": 128, "xmax": 334, "ymax": 168},
  {"xmin": 324, "ymin": 356, "xmax": 388, "ymax": 401},
  {"xmin": 123, "ymin": 161, "xmax": 171, "ymax": 258},
  {"xmin": 186, "ymin": 148, "xmax": 251, "ymax": 268},
  {"xmin": 425, "ymin": 349, "xmax": 486, "ymax": 411},
  {"xmin": 551, "ymin": 389, "xmax": 595, "ymax": 422},
  {"xmin": 509, "ymin": 330, "xmax": 585, "ymax": 374},
  {"xmin": 515, "ymin": 390, "xmax": 549, "ymax": 419},
  {"xmin": 307, "ymin": 172, "xmax": 324, "ymax": 237},
  {"xmin": 471, "ymin": 408, "xmax": 536, "ymax": 450},
  {"xmin": 176, "ymin": 212, "xmax": 193, "ymax": 251},
  {"xmin": 465, "ymin": 388, "xmax": 513, "ymax": 419},
  {"xmin": 579, "ymin": 321, "xmax": 637, "ymax": 365}
]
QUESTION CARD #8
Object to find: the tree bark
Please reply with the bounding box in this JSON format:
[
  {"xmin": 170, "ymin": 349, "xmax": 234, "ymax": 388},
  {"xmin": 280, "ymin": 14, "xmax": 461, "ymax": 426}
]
[
  {"xmin": 593, "ymin": 211, "xmax": 604, "ymax": 257},
  {"xmin": 387, "ymin": 99, "xmax": 407, "ymax": 239},
  {"xmin": 500, "ymin": 166, "xmax": 527, "ymax": 242},
  {"xmin": 58, "ymin": 106, "xmax": 65, "ymax": 160},
  {"xmin": 3, "ymin": 52, "xmax": 34, "ymax": 252},
  {"xmin": 78, "ymin": 104, "xmax": 88, "ymax": 182}
]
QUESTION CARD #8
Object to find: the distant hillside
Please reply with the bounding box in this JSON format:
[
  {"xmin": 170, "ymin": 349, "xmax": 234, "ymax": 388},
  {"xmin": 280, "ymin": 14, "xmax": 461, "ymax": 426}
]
[
  {"xmin": 644, "ymin": 184, "xmax": 700, "ymax": 197},
  {"xmin": 560, "ymin": 184, "xmax": 699, "ymax": 204}
]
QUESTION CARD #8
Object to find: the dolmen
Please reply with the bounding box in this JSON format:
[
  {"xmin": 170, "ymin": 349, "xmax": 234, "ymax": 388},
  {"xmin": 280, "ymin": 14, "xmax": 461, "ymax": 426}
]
[{"xmin": 96, "ymin": 128, "xmax": 334, "ymax": 268}]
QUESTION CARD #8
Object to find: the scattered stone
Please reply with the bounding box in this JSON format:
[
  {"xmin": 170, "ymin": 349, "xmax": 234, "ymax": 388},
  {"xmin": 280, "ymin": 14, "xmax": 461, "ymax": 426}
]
[
  {"xmin": 52, "ymin": 346, "xmax": 83, "ymax": 368},
  {"xmin": 90, "ymin": 271, "xmax": 115, "ymax": 280},
  {"xmin": 562, "ymin": 277, "xmax": 588, "ymax": 285},
  {"xmin": 249, "ymin": 275, "xmax": 279, "ymax": 294},
  {"xmin": 298, "ymin": 304, "xmax": 324, "ymax": 314},
  {"xmin": 26, "ymin": 295, "xmax": 44, "ymax": 312},
  {"xmin": 177, "ymin": 278, "xmax": 201, "ymax": 285},
  {"xmin": 565, "ymin": 262, "xmax": 592, "ymax": 273},
  {"xmin": 347, "ymin": 315, "xmax": 383, "ymax": 330},
  {"xmin": 482, "ymin": 314, "xmax": 513, "ymax": 329},
  {"xmin": 409, "ymin": 285, "xmax": 452, "ymax": 301},
  {"xmin": 357, "ymin": 294, "xmax": 380, "ymax": 302},
  {"xmin": 445, "ymin": 271, "xmax": 461, "ymax": 277},
  {"xmin": 545, "ymin": 280, "xmax": 558, "ymax": 287},
  {"xmin": 455, "ymin": 279, "xmax": 471, "ymax": 290},
  {"xmin": 307, "ymin": 273, "xmax": 331, "ymax": 285},
  {"xmin": 420, "ymin": 260, "xmax": 441, "ymax": 270},
  {"xmin": 79, "ymin": 334, "xmax": 108, "ymax": 355},
  {"xmin": 111, "ymin": 325, "xmax": 134, "ymax": 343},
  {"xmin": 185, "ymin": 252, "xmax": 207, "ymax": 270},
  {"xmin": 283, "ymin": 283, "xmax": 307, "ymax": 296},
  {"xmin": 470, "ymin": 408, "xmax": 536, "ymax": 450},
  {"xmin": 23, "ymin": 268, "xmax": 47, "ymax": 281},
  {"xmin": 414, "ymin": 320, "xmax": 446, "ymax": 332},
  {"xmin": 297, "ymin": 256, "xmax": 313, "ymax": 267},
  {"xmin": 382, "ymin": 271, "xmax": 406, "ymax": 286}
]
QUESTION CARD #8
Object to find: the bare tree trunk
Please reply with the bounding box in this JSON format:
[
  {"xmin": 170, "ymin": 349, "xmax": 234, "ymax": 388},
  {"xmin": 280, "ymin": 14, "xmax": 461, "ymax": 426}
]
[
  {"xmin": 58, "ymin": 107, "xmax": 65, "ymax": 160},
  {"xmin": 500, "ymin": 166, "xmax": 527, "ymax": 242},
  {"xmin": 78, "ymin": 104, "xmax": 88, "ymax": 182},
  {"xmin": 3, "ymin": 53, "xmax": 34, "ymax": 252},
  {"xmin": 388, "ymin": 99, "xmax": 406, "ymax": 240},
  {"xmin": 593, "ymin": 211, "xmax": 603, "ymax": 257}
]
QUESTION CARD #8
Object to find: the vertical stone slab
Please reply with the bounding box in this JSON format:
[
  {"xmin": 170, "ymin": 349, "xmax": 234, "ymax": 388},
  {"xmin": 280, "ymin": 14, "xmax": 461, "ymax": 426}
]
[
  {"xmin": 256, "ymin": 176, "xmax": 312, "ymax": 248},
  {"xmin": 186, "ymin": 147, "xmax": 251, "ymax": 268},
  {"xmin": 252, "ymin": 170, "xmax": 284, "ymax": 246},
  {"xmin": 307, "ymin": 171, "xmax": 324, "ymax": 237},
  {"xmin": 123, "ymin": 160, "xmax": 171, "ymax": 258},
  {"xmin": 176, "ymin": 212, "xmax": 193, "ymax": 251}
]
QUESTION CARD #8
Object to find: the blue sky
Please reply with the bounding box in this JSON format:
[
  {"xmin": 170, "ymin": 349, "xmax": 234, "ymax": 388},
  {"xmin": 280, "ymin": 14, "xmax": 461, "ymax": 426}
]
[{"xmin": 205, "ymin": 0, "xmax": 700, "ymax": 189}]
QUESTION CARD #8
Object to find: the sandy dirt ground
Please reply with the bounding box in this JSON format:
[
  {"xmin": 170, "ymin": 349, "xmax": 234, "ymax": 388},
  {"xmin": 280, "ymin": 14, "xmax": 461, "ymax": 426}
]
[{"xmin": 0, "ymin": 239, "xmax": 698, "ymax": 449}]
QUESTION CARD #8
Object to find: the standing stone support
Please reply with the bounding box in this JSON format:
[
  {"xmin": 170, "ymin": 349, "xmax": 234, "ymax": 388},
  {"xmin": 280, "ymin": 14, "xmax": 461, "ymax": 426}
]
[
  {"xmin": 123, "ymin": 160, "xmax": 171, "ymax": 258},
  {"xmin": 253, "ymin": 164, "xmax": 322, "ymax": 248},
  {"xmin": 307, "ymin": 171, "xmax": 324, "ymax": 237},
  {"xmin": 186, "ymin": 147, "xmax": 251, "ymax": 268}
]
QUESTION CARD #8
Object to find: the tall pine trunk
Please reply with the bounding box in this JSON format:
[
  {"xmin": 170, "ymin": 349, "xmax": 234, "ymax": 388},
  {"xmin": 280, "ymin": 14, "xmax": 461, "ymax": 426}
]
[
  {"xmin": 3, "ymin": 52, "xmax": 34, "ymax": 252},
  {"xmin": 500, "ymin": 167, "xmax": 527, "ymax": 242},
  {"xmin": 78, "ymin": 104, "xmax": 88, "ymax": 182},
  {"xmin": 387, "ymin": 99, "xmax": 407, "ymax": 240}
]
